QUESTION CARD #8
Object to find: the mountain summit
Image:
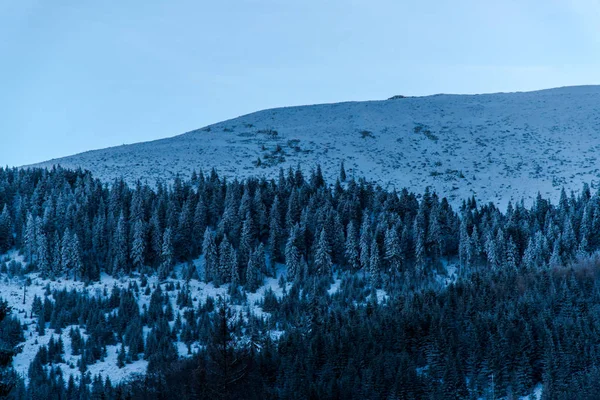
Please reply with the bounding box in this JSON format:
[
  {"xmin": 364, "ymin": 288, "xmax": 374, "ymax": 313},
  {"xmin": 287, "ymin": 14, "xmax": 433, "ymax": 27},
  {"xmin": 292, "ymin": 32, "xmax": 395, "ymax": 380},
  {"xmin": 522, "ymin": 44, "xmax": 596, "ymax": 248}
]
[{"xmin": 29, "ymin": 85, "xmax": 600, "ymax": 207}]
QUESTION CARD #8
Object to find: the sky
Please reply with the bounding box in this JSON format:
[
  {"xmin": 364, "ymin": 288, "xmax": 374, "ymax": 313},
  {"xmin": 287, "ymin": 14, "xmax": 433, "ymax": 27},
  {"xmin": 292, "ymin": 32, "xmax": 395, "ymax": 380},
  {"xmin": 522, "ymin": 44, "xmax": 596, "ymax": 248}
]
[{"xmin": 1, "ymin": 0, "xmax": 599, "ymax": 167}]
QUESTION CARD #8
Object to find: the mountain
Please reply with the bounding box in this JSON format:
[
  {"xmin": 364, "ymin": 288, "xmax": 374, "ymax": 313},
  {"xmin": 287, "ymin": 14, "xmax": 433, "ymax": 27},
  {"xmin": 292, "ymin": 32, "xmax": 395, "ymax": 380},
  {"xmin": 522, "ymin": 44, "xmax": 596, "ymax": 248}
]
[{"xmin": 28, "ymin": 85, "xmax": 600, "ymax": 207}]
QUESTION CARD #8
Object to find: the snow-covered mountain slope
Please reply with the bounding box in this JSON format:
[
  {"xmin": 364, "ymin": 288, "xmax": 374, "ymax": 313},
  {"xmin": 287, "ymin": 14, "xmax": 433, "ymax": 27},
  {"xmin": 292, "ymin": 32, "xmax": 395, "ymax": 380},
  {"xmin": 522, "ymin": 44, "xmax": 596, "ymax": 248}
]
[
  {"xmin": 29, "ymin": 85, "xmax": 600, "ymax": 207},
  {"xmin": 1, "ymin": 250, "xmax": 288, "ymax": 385}
]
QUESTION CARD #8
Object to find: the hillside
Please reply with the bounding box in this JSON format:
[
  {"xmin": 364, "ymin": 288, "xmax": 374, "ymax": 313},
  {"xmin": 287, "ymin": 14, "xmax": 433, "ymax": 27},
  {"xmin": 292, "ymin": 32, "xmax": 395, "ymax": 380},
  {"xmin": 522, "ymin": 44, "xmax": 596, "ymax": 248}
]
[{"xmin": 29, "ymin": 85, "xmax": 600, "ymax": 207}]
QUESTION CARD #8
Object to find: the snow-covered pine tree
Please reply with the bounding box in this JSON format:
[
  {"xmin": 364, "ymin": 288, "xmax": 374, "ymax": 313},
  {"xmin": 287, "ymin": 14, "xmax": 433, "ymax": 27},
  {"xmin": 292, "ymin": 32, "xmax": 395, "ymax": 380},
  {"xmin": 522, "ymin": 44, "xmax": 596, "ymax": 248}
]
[
  {"xmin": 344, "ymin": 220, "xmax": 360, "ymax": 272},
  {"xmin": 37, "ymin": 231, "xmax": 51, "ymax": 278},
  {"xmin": 0, "ymin": 205, "xmax": 12, "ymax": 254},
  {"xmin": 24, "ymin": 212, "xmax": 36, "ymax": 264},
  {"xmin": 314, "ymin": 228, "xmax": 333, "ymax": 276},
  {"xmin": 203, "ymin": 228, "xmax": 218, "ymax": 283},
  {"xmin": 158, "ymin": 228, "xmax": 174, "ymax": 280},
  {"xmin": 60, "ymin": 228, "xmax": 73, "ymax": 276},
  {"xmin": 522, "ymin": 237, "xmax": 536, "ymax": 270},
  {"xmin": 238, "ymin": 213, "xmax": 255, "ymax": 278},
  {"xmin": 245, "ymin": 247, "xmax": 263, "ymax": 292},
  {"xmin": 369, "ymin": 240, "xmax": 381, "ymax": 287},
  {"xmin": 71, "ymin": 233, "xmax": 83, "ymax": 280},
  {"xmin": 359, "ymin": 214, "xmax": 371, "ymax": 271},
  {"xmin": 51, "ymin": 232, "xmax": 61, "ymax": 277},
  {"xmin": 384, "ymin": 226, "xmax": 402, "ymax": 279},
  {"xmin": 549, "ymin": 238, "xmax": 562, "ymax": 268},
  {"xmin": 149, "ymin": 208, "xmax": 163, "ymax": 267},
  {"xmin": 175, "ymin": 199, "xmax": 194, "ymax": 260},
  {"xmin": 113, "ymin": 211, "xmax": 128, "ymax": 274},
  {"xmin": 131, "ymin": 219, "xmax": 146, "ymax": 270},
  {"xmin": 494, "ymin": 229, "xmax": 506, "ymax": 270},
  {"xmin": 427, "ymin": 204, "xmax": 442, "ymax": 260},
  {"xmin": 484, "ymin": 231, "xmax": 497, "ymax": 271},
  {"xmin": 505, "ymin": 236, "xmax": 518, "ymax": 270},
  {"xmin": 268, "ymin": 195, "xmax": 283, "ymax": 262},
  {"xmin": 285, "ymin": 224, "xmax": 301, "ymax": 282},
  {"xmin": 218, "ymin": 236, "xmax": 237, "ymax": 284},
  {"xmin": 469, "ymin": 225, "xmax": 481, "ymax": 267},
  {"xmin": 255, "ymin": 242, "xmax": 267, "ymax": 277},
  {"xmin": 459, "ymin": 219, "xmax": 470, "ymax": 268},
  {"xmin": 414, "ymin": 219, "xmax": 426, "ymax": 275},
  {"xmin": 0, "ymin": 301, "xmax": 16, "ymax": 397},
  {"xmin": 193, "ymin": 197, "xmax": 208, "ymax": 253}
]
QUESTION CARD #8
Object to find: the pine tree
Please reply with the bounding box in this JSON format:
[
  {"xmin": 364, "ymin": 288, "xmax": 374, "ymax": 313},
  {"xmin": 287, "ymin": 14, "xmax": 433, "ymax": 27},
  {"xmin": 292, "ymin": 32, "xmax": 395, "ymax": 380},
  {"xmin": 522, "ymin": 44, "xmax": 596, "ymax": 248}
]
[
  {"xmin": 268, "ymin": 196, "xmax": 283, "ymax": 262},
  {"xmin": 505, "ymin": 236, "xmax": 518, "ymax": 270},
  {"xmin": 314, "ymin": 228, "xmax": 332, "ymax": 276},
  {"xmin": 522, "ymin": 237, "xmax": 536, "ymax": 270},
  {"xmin": 218, "ymin": 236, "xmax": 237, "ymax": 284},
  {"xmin": 204, "ymin": 302, "xmax": 250, "ymax": 399},
  {"xmin": 485, "ymin": 231, "xmax": 498, "ymax": 270},
  {"xmin": 339, "ymin": 160, "xmax": 347, "ymax": 182},
  {"xmin": 24, "ymin": 213, "xmax": 37, "ymax": 264},
  {"xmin": 245, "ymin": 247, "xmax": 263, "ymax": 292},
  {"xmin": 238, "ymin": 214, "xmax": 255, "ymax": 276},
  {"xmin": 131, "ymin": 219, "xmax": 146, "ymax": 269},
  {"xmin": 359, "ymin": 214, "xmax": 371, "ymax": 271},
  {"xmin": 549, "ymin": 238, "xmax": 562, "ymax": 268},
  {"xmin": 194, "ymin": 197, "xmax": 208, "ymax": 253},
  {"xmin": 369, "ymin": 240, "xmax": 381, "ymax": 287},
  {"xmin": 159, "ymin": 228, "xmax": 174, "ymax": 280},
  {"xmin": 113, "ymin": 211, "xmax": 128, "ymax": 274},
  {"xmin": 0, "ymin": 205, "xmax": 12, "ymax": 254},
  {"xmin": 414, "ymin": 219, "xmax": 426, "ymax": 275},
  {"xmin": 384, "ymin": 226, "xmax": 402, "ymax": 279},
  {"xmin": 459, "ymin": 219, "xmax": 470, "ymax": 268},
  {"xmin": 117, "ymin": 344, "xmax": 126, "ymax": 368},
  {"xmin": 344, "ymin": 221, "xmax": 360, "ymax": 272},
  {"xmin": 285, "ymin": 225, "xmax": 302, "ymax": 282},
  {"xmin": 37, "ymin": 231, "xmax": 51, "ymax": 278},
  {"xmin": 203, "ymin": 228, "xmax": 218, "ymax": 283},
  {"xmin": 427, "ymin": 204, "xmax": 442, "ymax": 259},
  {"xmin": 71, "ymin": 233, "xmax": 83, "ymax": 280},
  {"xmin": 60, "ymin": 228, "xmax": 73, "ymax": 276},
  {"xmin": 0, "ymin": 301, "xmax": 16, "ymax": 397}
]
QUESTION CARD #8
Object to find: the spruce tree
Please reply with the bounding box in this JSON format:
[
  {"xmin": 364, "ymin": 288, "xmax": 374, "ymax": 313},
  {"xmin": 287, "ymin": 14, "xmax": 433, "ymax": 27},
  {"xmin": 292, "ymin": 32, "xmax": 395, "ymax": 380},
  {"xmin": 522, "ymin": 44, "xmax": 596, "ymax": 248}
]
[
  {"xmin": 37, "ymin": 231, "xmax": 51, "ymax": 278},
  {"xmin": 314, "ymin": 228, "xmax": 333, "ymax": 276},
  {"xmin": 0, "ymin": 301, "xmax": 15, "ymax": 397},
  {"xmin": 344, "ymin": 221, "xmax": 360, "ymax": 272},
  {"xmin": 359, "ymin": 214, "xmax": 371, "ymax": 271},
  {"xmin": 131, "ymin": 219, "xmax": 146, "ymax": 270},
  {"xmin": 218, "ymin": 236, "xmax": 237, "ymax": 284},
  {"xmin": 203, "ymin": 228, "xmax": 218, "ymax": 283},
  {"xmin": 384, "ymin": 226, "xmax": 402, "ymax": 279},
  {"xmin": 159, "ymin": 228, "xmax": 174, "ymax": 280},
  {"xmin": 369, "ymin": 240, "xmax": 381, "ymax": 287},
  {"xmin": 285, "ymin": 225, "xmax": 302, "ymax": 282},
  {"xmin": 24, "ymin": 213, "xmax": 36, "ymax": 264},
  {"xmin": 0, "ymin": 205, "xmax": 12, "ymax": 254},
  {"xmin": 414, "ymin": 219, "xmax": 426, "ymax": 275},
  {"xmin": 268, "ymin": 196, "xmax": 283, "ymax": 262},
  {"xmin": 245, "ymin": 247, "xmax": 263, "ymax": 292}
]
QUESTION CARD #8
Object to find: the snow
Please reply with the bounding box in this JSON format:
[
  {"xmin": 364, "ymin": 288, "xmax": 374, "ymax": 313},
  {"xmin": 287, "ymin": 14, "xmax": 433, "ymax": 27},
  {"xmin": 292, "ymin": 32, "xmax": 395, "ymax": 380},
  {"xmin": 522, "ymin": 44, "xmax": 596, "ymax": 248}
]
[
  {"xmin": 27, "ymin": 85, "xmax": 600, "ymax": 208},
  {"xmin": 0, "ymin": 254, "xmax": 289, "ymax": 387}
]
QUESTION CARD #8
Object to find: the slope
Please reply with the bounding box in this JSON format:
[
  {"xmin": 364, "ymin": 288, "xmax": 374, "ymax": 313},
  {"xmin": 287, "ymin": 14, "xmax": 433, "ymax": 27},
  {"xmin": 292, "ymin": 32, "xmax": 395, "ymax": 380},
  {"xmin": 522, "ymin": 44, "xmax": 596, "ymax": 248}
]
[{"xmin": 28, "ymin": 85, "xmax": 600, "ymax": 207}]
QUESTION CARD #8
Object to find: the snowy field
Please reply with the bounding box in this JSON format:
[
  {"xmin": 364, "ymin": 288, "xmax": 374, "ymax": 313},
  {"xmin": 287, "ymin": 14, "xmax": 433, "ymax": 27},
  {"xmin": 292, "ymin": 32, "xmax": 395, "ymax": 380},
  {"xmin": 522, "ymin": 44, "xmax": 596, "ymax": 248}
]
[{"xmin": 28, "ymin": 85, "xmax": 600, "ymax": 209}]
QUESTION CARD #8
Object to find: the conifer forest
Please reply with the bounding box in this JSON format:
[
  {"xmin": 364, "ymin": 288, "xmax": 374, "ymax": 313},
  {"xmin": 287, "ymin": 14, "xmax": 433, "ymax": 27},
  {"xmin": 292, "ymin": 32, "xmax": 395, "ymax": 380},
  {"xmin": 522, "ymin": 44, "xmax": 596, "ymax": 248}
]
[{"xmin": 0, "ymin": 165, "xmax": 599, "ymax": 399}]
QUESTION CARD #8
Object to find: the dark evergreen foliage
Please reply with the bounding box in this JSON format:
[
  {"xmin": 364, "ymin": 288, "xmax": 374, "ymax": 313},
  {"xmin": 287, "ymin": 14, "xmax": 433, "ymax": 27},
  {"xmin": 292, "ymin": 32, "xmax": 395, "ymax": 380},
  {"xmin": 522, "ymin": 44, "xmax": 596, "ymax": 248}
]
[{"xmin": 5, "ymin": 166, "xmax": 600, "ymax": 398}]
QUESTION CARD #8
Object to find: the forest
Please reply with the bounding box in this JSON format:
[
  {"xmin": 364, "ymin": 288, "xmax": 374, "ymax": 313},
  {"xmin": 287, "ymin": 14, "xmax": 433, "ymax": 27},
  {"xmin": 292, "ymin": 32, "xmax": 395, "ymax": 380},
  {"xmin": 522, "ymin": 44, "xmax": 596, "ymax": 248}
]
[{"xmin": 1, "ymin": 165, "xmax": 600, "ymax": 399}]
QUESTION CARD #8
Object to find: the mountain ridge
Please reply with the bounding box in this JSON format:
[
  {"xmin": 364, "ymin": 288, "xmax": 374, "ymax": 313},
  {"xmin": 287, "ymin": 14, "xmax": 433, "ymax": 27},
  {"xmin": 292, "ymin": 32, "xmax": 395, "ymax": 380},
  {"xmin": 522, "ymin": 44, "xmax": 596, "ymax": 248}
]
[{"xmin": 28, "ymin": 85, "xmax": 600, "ymax": 208}]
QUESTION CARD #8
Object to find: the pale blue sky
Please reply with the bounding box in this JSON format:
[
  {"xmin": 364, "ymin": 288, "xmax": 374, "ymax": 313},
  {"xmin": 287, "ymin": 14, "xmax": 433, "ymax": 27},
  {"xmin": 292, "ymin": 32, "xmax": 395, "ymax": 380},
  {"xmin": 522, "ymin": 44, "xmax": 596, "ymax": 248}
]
[{"xmin": 1, "ymin": 0, "xmax": 599, "ymax": 167}]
